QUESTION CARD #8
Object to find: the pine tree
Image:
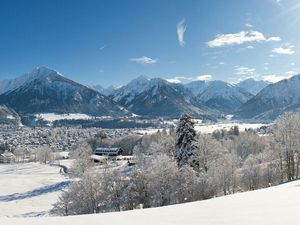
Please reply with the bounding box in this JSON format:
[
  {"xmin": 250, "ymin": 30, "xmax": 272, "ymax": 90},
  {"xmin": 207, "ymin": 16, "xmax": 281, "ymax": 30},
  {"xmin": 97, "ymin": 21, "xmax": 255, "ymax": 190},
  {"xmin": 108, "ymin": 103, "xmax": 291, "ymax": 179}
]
[{"xmin": 175, "ymin": 113, "xmax": 197, "ymax": 167}]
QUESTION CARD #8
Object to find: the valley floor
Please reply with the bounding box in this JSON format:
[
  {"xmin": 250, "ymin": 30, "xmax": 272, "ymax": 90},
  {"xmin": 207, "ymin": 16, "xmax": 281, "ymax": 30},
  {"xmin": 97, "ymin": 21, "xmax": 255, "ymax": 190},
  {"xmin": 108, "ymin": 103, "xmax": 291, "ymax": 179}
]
[{"xmin": 0, "ymin": 161, "xmax": 299, "ymax": 224}]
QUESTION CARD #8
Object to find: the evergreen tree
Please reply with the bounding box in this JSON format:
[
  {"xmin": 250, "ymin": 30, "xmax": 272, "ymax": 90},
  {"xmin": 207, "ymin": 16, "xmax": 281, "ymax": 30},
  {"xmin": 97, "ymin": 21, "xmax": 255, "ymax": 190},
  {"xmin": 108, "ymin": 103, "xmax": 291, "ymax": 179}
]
[{"xmin": 175, "ymin": 113, "xmax": 197, "ymax": 167}]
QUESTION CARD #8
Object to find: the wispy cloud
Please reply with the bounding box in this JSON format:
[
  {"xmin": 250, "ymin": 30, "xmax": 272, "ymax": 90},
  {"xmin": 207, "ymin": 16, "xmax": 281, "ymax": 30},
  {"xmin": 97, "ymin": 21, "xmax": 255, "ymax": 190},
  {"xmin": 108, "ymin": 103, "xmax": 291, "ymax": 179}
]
[
  {"xmin": 246, "ymin": 45, "xmax": 254, "ymax": 49},
  {"xmin": 206, "ymin": 30, "xmax": 280, "ymax": 48},
  {"xmin": 196, "ymin": 74, "xmax": 212, "ymax": 81},
  {"xmin": 285, "ymin": 71, "xmax": 297, "ymax": 76},
  {"xmin": 263, "ymin": 74, "xmax": 293, "ymax": 83},
  {"xmin": 272, "ymin": 44, "xmax": 295, "ymax": 55},
  {"xmin": 130, "ymin": 56, "xmax": 158, "ymax": 64},
  {"xmin": 235, "ymin": 66, "xmax": 256, "ymax": 75},
  {"xmin": 99, "ymin": 45, "xmax": 107, "ymax": 51},
  {"xmin": 177, "ymin": 19, "xmax": 186, "ymax": 47},
  {"xmin": 245, "ymin": 23, "xmax": 253, "ymax": 28}
]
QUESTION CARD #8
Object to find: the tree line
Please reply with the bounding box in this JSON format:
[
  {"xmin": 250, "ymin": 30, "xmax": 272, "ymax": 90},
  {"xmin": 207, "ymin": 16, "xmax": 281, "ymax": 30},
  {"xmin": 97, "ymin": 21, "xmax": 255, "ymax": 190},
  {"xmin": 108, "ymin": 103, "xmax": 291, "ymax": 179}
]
[{"xmin": 52, "ymin": 112, "xmax": 300, "ymax": 216}]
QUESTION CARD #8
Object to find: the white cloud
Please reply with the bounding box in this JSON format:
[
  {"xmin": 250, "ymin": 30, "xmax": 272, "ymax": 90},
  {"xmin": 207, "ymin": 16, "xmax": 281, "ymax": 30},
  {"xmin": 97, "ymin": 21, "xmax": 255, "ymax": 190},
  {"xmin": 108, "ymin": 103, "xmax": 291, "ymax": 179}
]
[
  {"xmin": 235, "ymin": 66, "xmax": 256, "ymax": 75},
  {"xmin": 166, "ymin": 76, "xmax": 193, "ymax": 83},
  {"xmin": 166, "ymin": 74, "xmax": 212, "ymax": 83},
  {"xmin": 206, "ymin": 30, "xmax": 280, "ymax": 48},
  {"xmin": 267, "ymin": 36, "xmax": 281, "ymax": 42},
  {"xmin": 245, "ymin": 23, "xmax": 253, "ymax": 28},
  {"xmin": 166, "ymin": 78, "xmax": 182, "ymax": 83},
  {"xmin": 130, "ymin": 56, "xmax": 158, "ymax": 64},
  {"xmin": 246, "ymin": 45, "xmax": 254, "ymax": 49},
  {"xmin": 263, "ymin": 74, "xmax": 293, "ymax": 83},
  {"xmin": 196, "ymin": 74, "xmax": 212, "ymax": 81},
  {"xmin": 219, "ymin": 62, "xmax": 225, "ymax": 65},
  {"xmin": 177, "ymin": 19, "xmax": 186, "ymax": 47},
  {"xmin": 272, "ymin": 45, "xmax": 295, "ymax": 55}
]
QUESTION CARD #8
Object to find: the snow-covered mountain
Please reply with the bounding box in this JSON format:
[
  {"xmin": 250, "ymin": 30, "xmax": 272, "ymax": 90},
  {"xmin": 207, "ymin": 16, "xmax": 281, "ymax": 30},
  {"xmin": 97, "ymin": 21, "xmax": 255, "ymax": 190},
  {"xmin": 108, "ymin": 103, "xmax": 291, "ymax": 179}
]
[
  {"xmin": 89, "ymin": 84, "xmax": 116, "ymax": 96},
  {"xmin": 236, "ymin": 78, "xmax": 270, "ymax": 95},
  {"xmin": 237, "ymin": 74, "xmax": 300, "ymax": 120},
  {"xmin": 110, "ymin": 76, "xmax": 215, "ymax": 118},
  {"xmin": 0, "ymin": 67, "xmax": 128, "ymax": 117},
  {"xmin": 184, "ymin": 80, "xmax": 208, "ymax": 96},
  {"xmin": 184, "ymin": 80, "xmax": 253, "ymax": 113}
]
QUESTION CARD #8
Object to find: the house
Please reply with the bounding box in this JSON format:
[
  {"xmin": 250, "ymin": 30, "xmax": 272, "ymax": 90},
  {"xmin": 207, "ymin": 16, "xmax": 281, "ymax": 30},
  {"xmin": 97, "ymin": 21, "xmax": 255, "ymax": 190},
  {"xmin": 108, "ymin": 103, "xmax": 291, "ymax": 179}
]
[
  {"xmin": 0, "ymin": 151, "xmax": 16, "ymax": 163},
  {"xmin": 93, "ymin": 147, "xmax": 123, "ymax": 156}
]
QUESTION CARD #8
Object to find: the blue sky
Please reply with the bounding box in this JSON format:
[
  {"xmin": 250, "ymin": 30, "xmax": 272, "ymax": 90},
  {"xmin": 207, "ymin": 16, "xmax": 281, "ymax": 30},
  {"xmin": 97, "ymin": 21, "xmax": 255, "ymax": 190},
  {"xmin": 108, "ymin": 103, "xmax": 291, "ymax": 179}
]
[{"xmin": 0, "ymin": 0, "xmax": 300, "ymax": 87}]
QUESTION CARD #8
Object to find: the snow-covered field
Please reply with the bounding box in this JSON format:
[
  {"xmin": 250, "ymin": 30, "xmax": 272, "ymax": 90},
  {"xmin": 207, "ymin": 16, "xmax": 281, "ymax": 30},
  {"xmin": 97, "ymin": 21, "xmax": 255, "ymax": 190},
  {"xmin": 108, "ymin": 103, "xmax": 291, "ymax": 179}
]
[
  {"xmin": 194, "ymin": 122, "xmax": 266, "ymax": 133},
  {"xmin": 34, "ymin": 113, "xmax": 94, "ymax": 122},
  {"xmin": 136, "ymin": 122, "xmax": 267, "ymax": 135},
  {"xmin": 1, "ymin": 176, "xmax": 299, "ymax": 225},
  {"xmin": 0, "ymin": 162, "xmax": 69, "ymax": 218}
]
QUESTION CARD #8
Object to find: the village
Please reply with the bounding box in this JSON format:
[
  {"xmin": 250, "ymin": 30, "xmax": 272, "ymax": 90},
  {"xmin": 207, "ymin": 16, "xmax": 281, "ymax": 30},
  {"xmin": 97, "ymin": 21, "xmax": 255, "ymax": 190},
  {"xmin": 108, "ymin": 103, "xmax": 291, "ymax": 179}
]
[{"xmin": 0, "ymin": 124, "xmax": 139, "ymax": 164}]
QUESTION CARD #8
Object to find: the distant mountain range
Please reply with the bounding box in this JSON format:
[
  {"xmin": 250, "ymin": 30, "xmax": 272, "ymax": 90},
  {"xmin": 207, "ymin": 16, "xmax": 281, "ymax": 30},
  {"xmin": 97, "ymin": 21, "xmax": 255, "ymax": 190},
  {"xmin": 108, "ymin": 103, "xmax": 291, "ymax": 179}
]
[
  {"xmin": 185, "ymin": 80, "xmax": 254, "ymax": 113},
  {"xmin": 110, "ymin": 76, "xmax": 216, "ymax": 118},
  {"xmin": 236, "ymin": 75, "xmax": 300, "ymax": 120},
  {"xmin": 0, "ymin": 66, "xmax": 298, "ymax": 124}
]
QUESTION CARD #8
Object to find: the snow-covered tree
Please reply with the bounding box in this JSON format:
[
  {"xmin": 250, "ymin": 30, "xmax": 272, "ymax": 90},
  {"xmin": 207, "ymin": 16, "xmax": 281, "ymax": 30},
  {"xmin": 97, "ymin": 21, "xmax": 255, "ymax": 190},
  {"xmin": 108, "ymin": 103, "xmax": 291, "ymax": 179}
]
[
  {"xmin": 36, "ymin": 146, "xmax": 53, "ymax": 164},
  {"xmin": 70, "ymin": 141, "xmax": 94, "ymax": 177},
  {"xmin": 175, "ymin": 113, "xmax": 197, "ymax": 167},
  {"xmin": 272, "ymin": 112, "xmax": 300, "ymax": 181}
]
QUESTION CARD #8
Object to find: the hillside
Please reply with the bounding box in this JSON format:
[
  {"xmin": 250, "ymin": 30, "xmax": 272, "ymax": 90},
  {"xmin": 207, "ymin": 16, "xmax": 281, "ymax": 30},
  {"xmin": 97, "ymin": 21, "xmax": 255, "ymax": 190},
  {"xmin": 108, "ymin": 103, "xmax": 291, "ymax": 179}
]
[{"xmin": 1, "ymin": 178, "xmax": 299, "ymax": 225}]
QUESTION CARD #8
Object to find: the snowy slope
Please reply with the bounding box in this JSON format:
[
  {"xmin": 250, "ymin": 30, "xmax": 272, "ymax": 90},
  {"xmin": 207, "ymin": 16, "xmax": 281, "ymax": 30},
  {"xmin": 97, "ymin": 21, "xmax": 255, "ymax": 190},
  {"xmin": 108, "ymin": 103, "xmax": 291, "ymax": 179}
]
[
  {"xmin": 0, "ymin": 73, "xmax": 36, "ymax": 95},
  {"xmin": 0, "ymin": 104, "xmax": 21, "ymax": 125},
  {"xmin": 0, "ymin": 162, "xmax": 70, "ymax": 217},
  {"xmin": 1, "ymin": 179, "xmax": 300, "ymax": 224}
]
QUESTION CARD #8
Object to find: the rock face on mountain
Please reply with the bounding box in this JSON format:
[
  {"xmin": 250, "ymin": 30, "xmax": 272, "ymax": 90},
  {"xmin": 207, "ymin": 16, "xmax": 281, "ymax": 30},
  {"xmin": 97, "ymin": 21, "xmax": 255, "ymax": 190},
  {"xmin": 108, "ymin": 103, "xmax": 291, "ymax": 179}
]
[
  {"xmin": 0, "ymin": 105, "xmax": 21, "ymax": 125},
  {"xmin": 184, "ymin": 80, "xmax": 253, "ymax": 113},
  {"xmin": 236, "ymin": 75, "xmax": 300, "ymax": 120},
  {"xmin": 236, "ymin": 78, "xmax": 270, "ymax": 95},
  {"xmin": 110, "ymin": 76, "xmax": 215, "ymax": 118},
  {"xmin": 0, "ymin": 67, "xmax": 128, "ymax": 117}
]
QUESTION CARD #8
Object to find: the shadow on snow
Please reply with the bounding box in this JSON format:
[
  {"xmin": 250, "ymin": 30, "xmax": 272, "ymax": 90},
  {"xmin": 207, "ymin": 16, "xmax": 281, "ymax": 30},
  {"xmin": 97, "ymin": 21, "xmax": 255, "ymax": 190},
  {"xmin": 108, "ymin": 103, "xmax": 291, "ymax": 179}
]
[{"xmin": 0, "ymin": 181, "xmax": 70, "ymax": 202}]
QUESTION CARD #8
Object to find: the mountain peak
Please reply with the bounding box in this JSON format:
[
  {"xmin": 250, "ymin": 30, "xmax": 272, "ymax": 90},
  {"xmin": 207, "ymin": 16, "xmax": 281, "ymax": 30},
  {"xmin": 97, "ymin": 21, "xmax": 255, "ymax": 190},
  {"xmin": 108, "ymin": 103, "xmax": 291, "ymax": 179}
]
[{"xmin": 30, "ymin": 66, "xmax": 62, "ymax": 79}]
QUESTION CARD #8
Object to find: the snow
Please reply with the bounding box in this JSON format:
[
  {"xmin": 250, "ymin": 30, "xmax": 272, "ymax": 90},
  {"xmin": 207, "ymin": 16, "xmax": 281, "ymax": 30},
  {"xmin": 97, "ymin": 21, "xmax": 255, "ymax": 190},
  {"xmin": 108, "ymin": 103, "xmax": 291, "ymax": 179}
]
[
  {"xmin": 35, "ymin": 113, "xmax": 93, "ymax": 122},
  {"xmin": 1, "ymin": 175, "xmax": 300, "ymax": 224},
  {"xmin": 194, "ymin": 122, "xmax": 266, "ymax": 133},
  {"xmin": 0, "ymin": 162, "xmax": 70, "ymax": 218},
  {"xmin": 134, "ymin": 122, "xmax": 266, "ymax": 135},
  {"xmin": 6, "ymin": 115, "xmax": 15, "ymax": 120}
]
